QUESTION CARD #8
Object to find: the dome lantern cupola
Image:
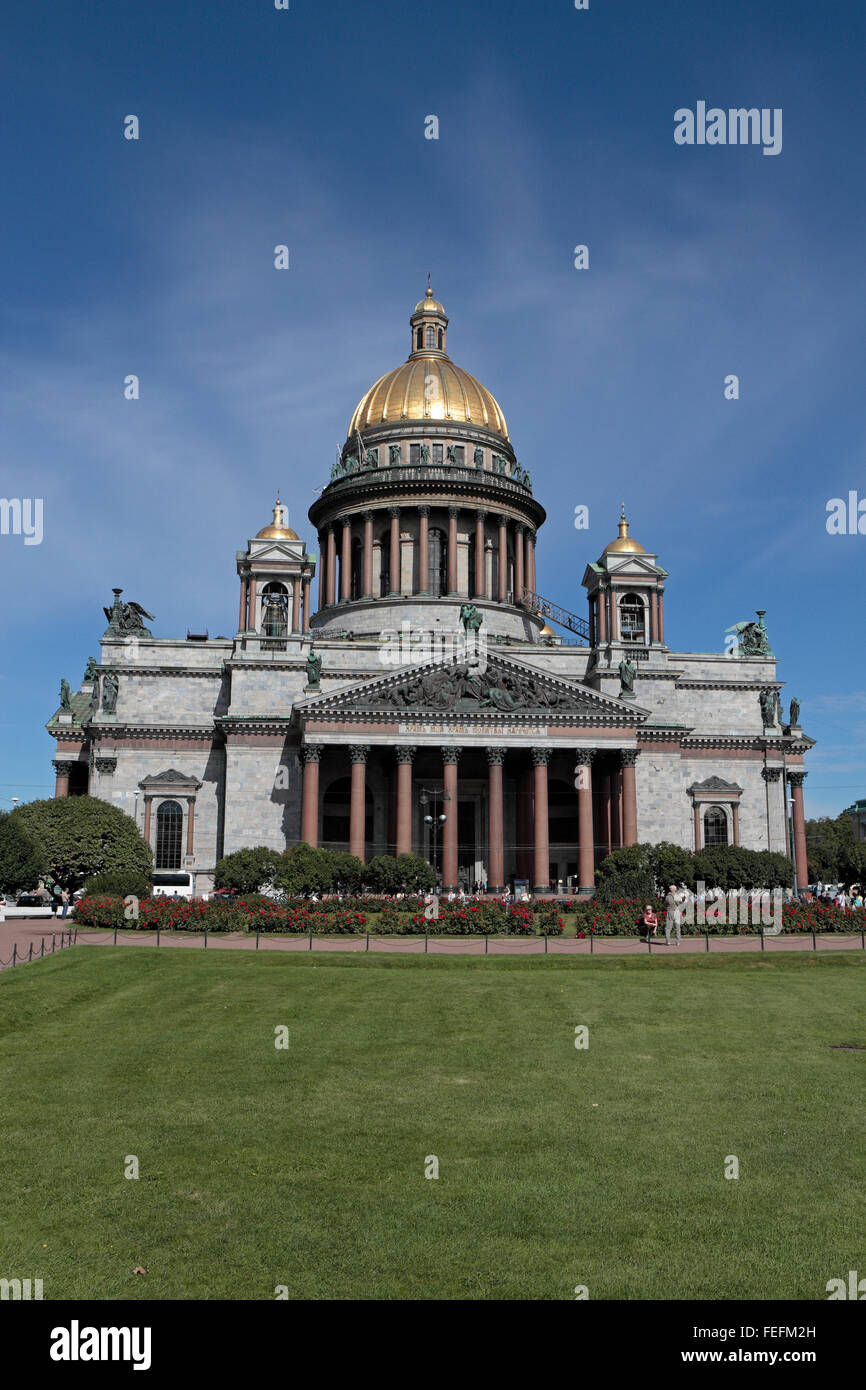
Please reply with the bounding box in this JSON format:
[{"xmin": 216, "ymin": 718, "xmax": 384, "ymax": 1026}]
[{"xmin": 409, "ymin": 277, "xmax": 449, "ymax": 359}]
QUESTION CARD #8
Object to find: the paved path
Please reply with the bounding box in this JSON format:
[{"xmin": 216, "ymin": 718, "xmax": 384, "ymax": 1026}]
[{"xmin": 1, "ymin": 918, "xmax": 864, "ymax": 969}]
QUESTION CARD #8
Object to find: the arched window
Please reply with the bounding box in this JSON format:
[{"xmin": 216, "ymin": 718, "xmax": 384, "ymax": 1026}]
[
  {"xmin": 350, "ymin": 538, "xmax": 363, "ymax": 601},
  {"xmin": 704, "ymin": 806, "xmax": 728, "ymax": 848},
  {"xmin": 437, "ymin": 327, "xmax": 444, "ymax": 350},
  {"xmin": 619, "ymin": 591, "xmax": 646, "ymax": 643},
  {"xmin": 261, "ymin": 582, "xmax": 288, "ymax": 639},
  {"xmin": 416, "ymin": 327, "xmax": 423, "ymax": 349},
  {"xmin": 425, "ymin": 325, "xmax": 436, "ymax": 348},
  {"xmin": 428, "ymin": 527, "xmax": 447, "ymax": 597},
  {"xmin": 379, "ymin": 531, "xmax": 391, "ymax": 596},
  {"xmin": 155, "ymin": 800, "xmax": 183, "ymax": 869}
]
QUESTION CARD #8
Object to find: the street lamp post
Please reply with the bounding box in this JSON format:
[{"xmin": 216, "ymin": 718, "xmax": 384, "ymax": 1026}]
[{"xmin": 420, "ymin": 788, "xmax": 450, "ymax": 889}]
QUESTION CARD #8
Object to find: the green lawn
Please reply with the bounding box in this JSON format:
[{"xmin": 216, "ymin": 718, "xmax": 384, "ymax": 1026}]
[{"xmin": 1, "ymin": 947, "xmax": 864, "ymax": 1300}]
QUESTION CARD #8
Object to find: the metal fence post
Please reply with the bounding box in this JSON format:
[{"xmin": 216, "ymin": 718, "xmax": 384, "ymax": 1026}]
[
  {"xmin": 544, "ymin": 933, "xmax": 548, "ymax": 955},
  {"xmin": 28, "ymin": 942, "xmax": 33, "ymax": 962},
  {"xmin": 812, "ymin": 929, "xmax": 816, "ymax": 952},
  {"xmin": 705, "ymin": 931, "xmax": 709, "ymax": 953},
  {"xmin": 256, "ymin": 927, "xmax": 260, "ymax": 950},
  {"xmin": 425, "ymin": 930, "xmax": 428, "ymax": 954},
  {"xmin": 156, "ymin": 925, "xmax": 160, "ymax": 948},
  {"xmin": 41, "ymin": 937, "xmax": 45, "ymax": 957},
  {"xmin": 308, "ymin": 926, "xmax": 313, "ymax": 951},
  {"xmin": 861, "ymin": 927, "xmax": 864, "ymax": 951},
  {"xmin": 113, "ymin": 927, "xmax": 117, "ymax": 946},
  {"xmin": 12, "ymin": 943, "xmax": 17, "ymax": 967},
  {"xmin": 204, "ymin": 928, "xmax": 208, "ymax": 949},
  {"xmin": 365, "ymin": 931, "xmax": 369, "ymax": 952},
  {"xmin": 590, "ymin": 932, "xmax": 594, "ymax": 954},
  {"xmin": 52, "ymin": 935, "xmax": 56, "ymax": 953},
  {"xmin": 760, "ymin": 929, "xmax": 765, "ymax": 952}
]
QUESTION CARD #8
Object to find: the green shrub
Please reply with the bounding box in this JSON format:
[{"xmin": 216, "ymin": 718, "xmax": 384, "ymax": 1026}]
[
  {"xmin": 214, "ymin": 847, "xmax": 283, "ymax": 895},
  {"xmin": 82, "ymin": 870, "xmax": 151, "ymax": 899}
]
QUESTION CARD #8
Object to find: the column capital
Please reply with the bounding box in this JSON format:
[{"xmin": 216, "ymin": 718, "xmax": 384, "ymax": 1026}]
[
  {"xmin": 787, "ymin": 770, "xmax": 807, "ymax": 787},
  {"xmin": 475, "ymin": 509, "xmax": 487, "ymax": 522},
  {"xmin": 94, "ymin": 757, "xmax": 117, "ymax": 775},
  {"xmin": 531, "ymin": 747, "xmax": 551, "ymax": 767},
  {"xmin": 526, "ymin": 528, "xmax": 536, "ymax": 544},
  {"xmin": 619, "ymin": 749, "xmax": 639, "ymax": 767},
  {"xmin": 363, "ymin": 509, "xmax": 374, "ymax": 522},
  {"xmin": 302, "ymin": 743, "xmax": 323, "ymax": 763},
  {"xmin": 762, "ymin": 767, "xmax": 782, "ymax": 782},
  {"xmin": 514, "ymin": 521, "xmax": 525, "ymax": 535},
  {"xmin": 349, "ymin": 744, "xmax": 370, "ymax": 764},
  {"xmin": 387, "ymin": 504, "xmax": 400, "ymax": 518},
  {"xmin": 394, "ymin": 745, "xmax": 416, "ymax": 764},
  {"xmin": 447, "ymin": 505, "xmax": 459, "ymax": 519},
  {"xmin": 574, "ymin": 749, "xmax": 597, "ymax": 767},
  {"xmin": 52, "ymin": 759, "xmax": 74, "ymax": 775},
  {"xmin": 497, "ymin": 513, "xmax": 509, "ymax": 528},
  {"xmin": 441, "ymin": 746, "xmax": 462, "ymax": 764},
  {"xmin": 418, "ymin": 504, "xmax": 430, "ymax": 517},
  {"xmin": 486, "ymin": 747, "xmax": 507, "ymax": 765}
]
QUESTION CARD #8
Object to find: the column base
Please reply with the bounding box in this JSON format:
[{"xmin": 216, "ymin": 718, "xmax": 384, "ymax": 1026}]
[
  {"xmin": 487, "ymin": 884, "xmax": 504, "ymax": 896},
  {"xmin": 578, "ymin": 885, "xmax": 595, "ymax": 896},
  {"xmin": 532, "ymin": 884, "xmax": 549, "ymax": 894},
  {"xmin": 441, "ymin": 883, "xmax": 458, "ymax": 894}
]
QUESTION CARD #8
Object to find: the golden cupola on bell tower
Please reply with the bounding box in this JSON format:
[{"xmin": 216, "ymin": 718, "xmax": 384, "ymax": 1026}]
[
  {"xmin": 409, "ymin": 278, "xmax": 449, "ymax": 358},
  {"xmin": 582, "ymin": 505, "xmax": 669, "ymax": 652}
]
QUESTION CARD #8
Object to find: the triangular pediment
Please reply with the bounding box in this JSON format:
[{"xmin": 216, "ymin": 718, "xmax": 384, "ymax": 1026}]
[{"xmin": 298, "ymin": 653, "xmax": 649, "ymax": 723}]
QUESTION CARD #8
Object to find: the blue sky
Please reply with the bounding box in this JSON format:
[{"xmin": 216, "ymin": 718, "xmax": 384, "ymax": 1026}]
[{"xmin": 1, "ymin": 0, "xmax": 864, "ymax": 816}]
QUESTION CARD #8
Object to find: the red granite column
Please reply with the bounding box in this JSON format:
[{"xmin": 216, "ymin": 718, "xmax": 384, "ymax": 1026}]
[
  {"xmin": 340, "ymin": 519, "xmax": 351, "ymax": 602},
  {"xmin": 349, "ymin": 745, "xmax": 369, "ymax": 862},
  {"xmin": 291, "ymin": 580, "xmax": 301, "ymax": 633},
  {"xmin": 788, "ymin": 772, "xmax": 809, "ymax": 893},
  {"xmin": 576, "ymin": 752, "xmax": 595, "ymax": 892},
  {"xmin": 487, "ymin": 748, "xmax": 506, "ymax": 893},
  {"xmin": 442, "ymin": 747, "xmax": 460, "ymax": 891},
  {"xmin": 610, "ymin": 589, "xmax": 619, "ymax": 641},
  {"xmin": 395, "ymin": 747, "xmax": 415, "ymax": 858},
  {"xmin": 302, "ymin": 575, "xmax": 311, "ymax": 633},
  {"xmin": 621, "ymin": 751, "xmax": 639, "ymax": 847},
  {"xmin": 417, "ymin": 507, "xmax": 429, "ymax": 595},
  {"xmin": 532, "ymin": 748, "xmax": 550, "ymax": 891},
  {"xmin": 497, "ymin": 516, "xmax": 508, "ymax": 602},
  {"xmin": 326, "ymin": 528, "xmax": 337, "ymax": 606},
  {"xmin": 598, "ymin": 587, "xmax": 608, "ymax": 644},
  {"xmin": 301, "ymin": 745, "xmax": 322, "ymax": 848},
  {"xmin": 238, "ymin": 577, "xmax": 247, "ymax": 632},
  {"xmin": 362, "ymin": 511, "xmax": 374, "ymax": 598},
  {"xmin": 447, "ymin": 507, "xmax": 459, "ymax": 595},
  {"xmin": 514, "ymin": 525, "xmax": 525, "ymax": 607},
  {"xmin": 693, "ymin": 803, "xmax": 701, "ymax": 851},
  {"xmin": 474, "ymin": 512, "xmax": 486, "ymax": 599},
  {"xmin": 389, "ymin": 507, "xmax": 400, "ymax": 595},
  {"xmin": 53, "ymin": 759, "xmax": 72, "ymax": 799},
  {"xmin": 247, "ymin": 578, "xmax": 257, "ymax": 632},
  {"xmin": 601, "ymin": 771, "xmax": 612, "ymax": 855},
  {"xmin": 658, "ymin": 589, "xmax": 665, "ymax": 644},
  {"xmin": 650, "ymin": 591, "xmax": 659, "ymax": 643},
  {"xmin": 318, "ymin": 534, "xmax": 325, "ymax": 611},
  {"xmin": 526, "ymin": 530, "xmax": 536, "ymax": 599},
  {"xmin": 186, "ymin": 798, "xmax": 195, "ymax": 856}
]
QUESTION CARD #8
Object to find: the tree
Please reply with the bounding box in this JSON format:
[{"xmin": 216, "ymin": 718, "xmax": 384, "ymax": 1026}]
[
  {"xmin": 275, "ymin": 843, "xmax": 334, "ymax": 897},
  {"xmin": 327, "ymin": 851, "xmax": 364, "ymax": 894},
  {"xmin": 364, "ymin": 855, "xmax": 403, "ymax": 894},
  {"xmin": 805, "ymin": 813, "xmax": 854, "ymax": 882},
  {"xmin": 214, "ymin": 847, "xmax": 283, "ymax": 894},
  {"xmin": 649, "ymin": 842, "xmax": 696, "ymax": 892},
  {"xmin": 11, "ymin": 797, "xmax": 152, "ymax": 889},
  {"xmin": 0, "ymin": 811, "xmax": 47, "ymax": 895},
  {"xmin": 394, "ymin": 853, "xmax": 435, "ymax": 892}
]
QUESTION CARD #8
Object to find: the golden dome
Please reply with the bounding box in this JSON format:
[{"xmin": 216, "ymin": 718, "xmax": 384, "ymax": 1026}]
[
  {"xmin": 538, "ymin": 618, "xmax": 556, "ymax": 637},
  {"xmin": 349, "ymin": 357, "xmax": 509, "ymax": 439},
  {"xmin": 603, "ymin": 504, "xmax": 645, "ymax": 555},
  {"xmin": 256, "ymin": 494, "xmax": 299, "ymax": 540},
  {"xmin": 347, "ymin": 285, "xmax": 509, "ymax": 440},
  {"xmin": 412, "ymin": 285, "xmax": 447, "ymax": 317}
]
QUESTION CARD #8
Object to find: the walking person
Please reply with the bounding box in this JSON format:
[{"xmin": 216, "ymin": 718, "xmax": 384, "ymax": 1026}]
[
  {"xmin": 664, "ymin": 884, "xmax": 681, "ymax": 946},
  {"xmin": 60, "ymin": 887, "xmax": 70, "ymax": 920}
]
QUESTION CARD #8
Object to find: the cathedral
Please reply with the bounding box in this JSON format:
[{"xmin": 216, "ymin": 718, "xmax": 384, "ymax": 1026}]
[{"xmin": 47, "ymin": 286, "xmax": 814, "ymax": 894}]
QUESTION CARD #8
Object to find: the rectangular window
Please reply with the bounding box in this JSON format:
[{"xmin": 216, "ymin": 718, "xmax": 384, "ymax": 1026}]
[
  {"xmin": 432, "ymin": 443, "xmax": 443, "ymax": 464},
  {"xmin": 410, "ymin": 443, "xmax": 420, "ymax": 465},
  {"xmin": 452, "ymin": 445, "xmax": 465, "ymax": 465}
]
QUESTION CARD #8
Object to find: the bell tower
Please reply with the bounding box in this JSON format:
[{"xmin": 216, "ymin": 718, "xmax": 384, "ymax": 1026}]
[
  {"xmin": 237, "ymin": 495, "xmax": 316, "ymax": 645},
  {"xmin": 582, "ymin": 506, "xmax": 668, "ymax": 651}
]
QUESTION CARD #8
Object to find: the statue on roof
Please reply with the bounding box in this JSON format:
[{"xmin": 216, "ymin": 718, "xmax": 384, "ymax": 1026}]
[
  {"xmin": 726, "ymin": 610, "xmax": 773, "ymax": 658},
  {"xmin": 306, "ymin": 648, "xmax": 322, "ymax": 689},
  {"xmin": 83, "ymin": 656, "xmax": 99, "ymax": 683},
  {"xmin": 789, "ymin": 696, "xmax": 801, "ymax": 727},
  {"xmin": 618, "ymin": 656, "xmax": 636, "ymax": 699},
  {"xmin": 101, "ymin": 670, "xmax": 119, "ymax": 714},
  {"xmin": 103, "ymin": 589, "xmax": 155, "ymax": 637},
  {"xmin": 59, "ymin": 679, "xmax": 72, "ymax": 711}
]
